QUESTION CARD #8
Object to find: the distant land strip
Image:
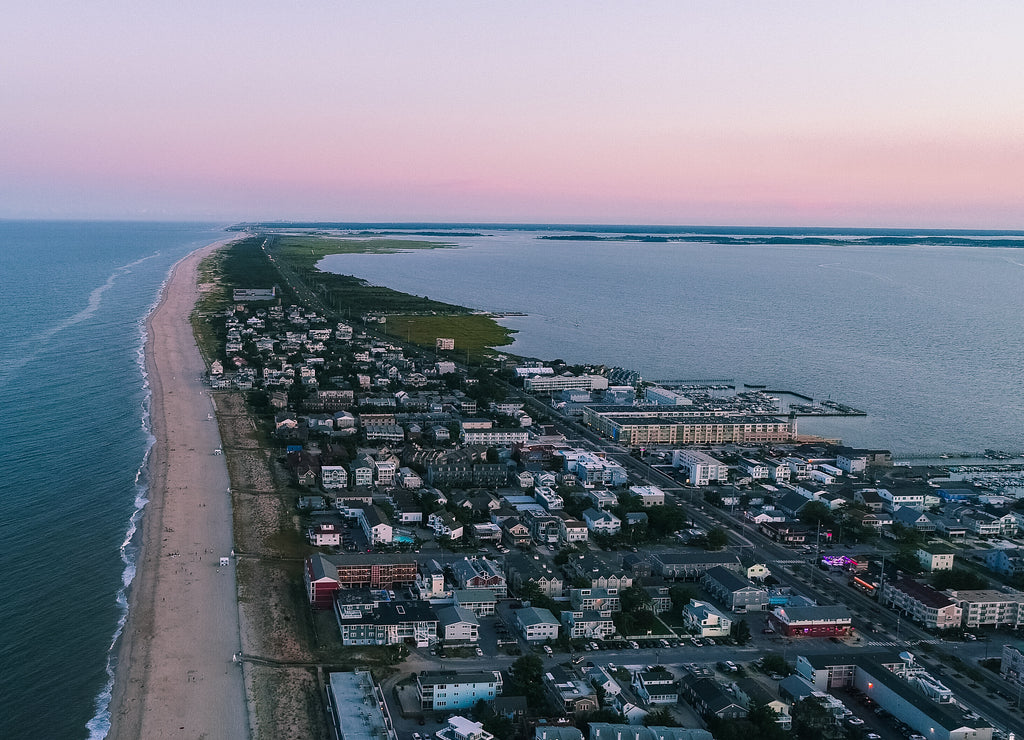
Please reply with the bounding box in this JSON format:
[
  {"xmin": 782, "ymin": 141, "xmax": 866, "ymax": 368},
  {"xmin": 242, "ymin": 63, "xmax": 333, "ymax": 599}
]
[{"xmin": 538, "ymin": 234, "xmax": 1024, "ymax": 247}]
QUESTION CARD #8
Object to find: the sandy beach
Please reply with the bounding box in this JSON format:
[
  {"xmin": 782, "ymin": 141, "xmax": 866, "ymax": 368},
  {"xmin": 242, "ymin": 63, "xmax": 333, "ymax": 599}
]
[{"xmin": 107, "ymin": 238, "xmax": 249, "ymax": 740}]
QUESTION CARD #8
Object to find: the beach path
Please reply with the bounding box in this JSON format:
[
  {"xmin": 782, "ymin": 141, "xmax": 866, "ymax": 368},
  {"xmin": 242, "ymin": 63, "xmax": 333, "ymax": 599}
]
[{"xmin": 107, "ymin": 239, "xmax": 249, "ymax": 739}]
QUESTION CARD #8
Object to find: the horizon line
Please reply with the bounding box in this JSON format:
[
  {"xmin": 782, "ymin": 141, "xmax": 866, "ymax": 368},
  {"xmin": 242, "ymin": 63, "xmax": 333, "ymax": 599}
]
[{"xmin": 4, "ymin": 217, "xmax": 1024, "ymax": 236}]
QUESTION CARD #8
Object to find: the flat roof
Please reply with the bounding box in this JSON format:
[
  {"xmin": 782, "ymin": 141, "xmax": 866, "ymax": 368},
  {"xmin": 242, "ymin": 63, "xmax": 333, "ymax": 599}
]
[
  {"xmin": 858, "ymin": 660, "xmax": 989, "ymax": 732},
  {"xmin": 328, "ymin": 671, "xmax": 391, "ymax": 740},
  {"xmin": 419, "ymin": 670, "xmax": 497, "ymax": 687}
]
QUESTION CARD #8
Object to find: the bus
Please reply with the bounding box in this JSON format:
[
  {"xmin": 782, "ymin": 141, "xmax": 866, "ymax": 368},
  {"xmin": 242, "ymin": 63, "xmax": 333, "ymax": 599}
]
[{"xmin": 849, "ymin": 576, "xmax": 878, "ymax": 597}]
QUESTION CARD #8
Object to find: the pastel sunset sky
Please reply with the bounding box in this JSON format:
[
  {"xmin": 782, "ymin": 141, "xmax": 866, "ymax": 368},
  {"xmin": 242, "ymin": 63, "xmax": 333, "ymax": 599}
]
[{"xmin": 3, "ymin": 2, "xmax": 1023, "ymax": 227}]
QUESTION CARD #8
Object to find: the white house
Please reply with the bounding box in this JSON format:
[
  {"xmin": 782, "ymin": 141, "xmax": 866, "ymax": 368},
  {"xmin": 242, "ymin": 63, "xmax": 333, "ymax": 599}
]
[
  {"xmin": 320, "ymin": 465, "xmax": 348, "ymax": 489},
  {"xmin": 683, "ymin": 600, "xmax": 733, "ymax": 637},
  {"xmin": 436, "ymin": 607, "xmax": 481, "ymax": 643},
  {"xmin": 308, "ymin": 523, "xmax": 341, "ymax": 547},
  {"xmin": 396, "ymin": 466, "xmax": 423, "ymax": 489},
  {"xmin": 356, "ymin": 505, "xmax": 393, "ymax": 545},
  {"xmin": 583, "ymin": 508, "xmax": 622, "ymax": 536},
  {"xmin": 878, "ymin": 487, "xmax": 925, "ymax": 511},
  {"xmin": 516, "ymin": 606, "xmax": 560, "ymax": 642},
  {"xmin": 429, "ymin": 512, "xmax": 464, "ymax": 541}
]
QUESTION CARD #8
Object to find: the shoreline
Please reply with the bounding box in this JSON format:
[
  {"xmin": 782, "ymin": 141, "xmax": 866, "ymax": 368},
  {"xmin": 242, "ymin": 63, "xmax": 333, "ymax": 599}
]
[{"xmin": 106, "ymin": 237, "xmax": 249, "ymax": 739}]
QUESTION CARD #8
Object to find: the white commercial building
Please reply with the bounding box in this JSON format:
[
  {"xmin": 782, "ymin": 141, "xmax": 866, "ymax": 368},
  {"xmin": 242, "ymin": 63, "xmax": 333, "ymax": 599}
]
[
  {"xmin": 672, "ymin": 449, "xmax": 728, "ymax": 486},
  {"xmin": 629, "ymin": 485, "xmax": 665, "ymax": 507},
  {"xmin": 524, "ymin": 374, "xmax": 609, "ymax": 393}
]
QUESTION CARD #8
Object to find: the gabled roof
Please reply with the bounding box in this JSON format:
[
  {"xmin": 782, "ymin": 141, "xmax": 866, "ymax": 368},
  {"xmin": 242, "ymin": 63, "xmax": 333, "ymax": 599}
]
[
  {"xmin": 436, "ymin": 606, "xmax": 480, "ymax": 628},
  {"xmin": 517, "ymin": 606, "xmax": 559, "ymax": 627},
  {"xmin": 703, "ymin": 566, "xmax": 760, "ymax": 593}
]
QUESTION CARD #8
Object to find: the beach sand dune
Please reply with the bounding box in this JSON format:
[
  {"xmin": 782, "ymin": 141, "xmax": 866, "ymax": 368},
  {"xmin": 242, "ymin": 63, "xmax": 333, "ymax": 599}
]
[{"xmin": 107, "ymin": 239, "xmax": 249, "ymax": 739}]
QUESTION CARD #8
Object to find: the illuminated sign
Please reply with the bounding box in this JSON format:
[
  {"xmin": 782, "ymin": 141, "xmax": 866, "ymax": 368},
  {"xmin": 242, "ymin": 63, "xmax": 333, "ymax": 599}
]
[{"xmin": 821, "ymin": 555, "xmax": 858, "ymax": 567}]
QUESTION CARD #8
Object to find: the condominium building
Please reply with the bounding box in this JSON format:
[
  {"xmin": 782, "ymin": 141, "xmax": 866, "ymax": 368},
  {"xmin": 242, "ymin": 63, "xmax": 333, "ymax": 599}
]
[
  {"xmin": 461, "ymin": 427, "xmax": 530, "ymax": 446},
  {"xmin": 417, "ymin": 671, "xmax": 501, "ymax": 711},
  {"xmin": 524, "ymin": 374, "xmax": 609, "ymax": 393},
  {"xmin": 336, "ymin": 601, "xmax": 438, "ymax": 646},
  {"xmin": 592, "ymin": 414, "xmax": 794, "ymax": 446},
  {"xmin": 948, "ymin": 589, "xmax": 1024, "ymax": 628},
  {"xmin": 879, "ymin": 577, "xmax": 962, "ymax": 630}
]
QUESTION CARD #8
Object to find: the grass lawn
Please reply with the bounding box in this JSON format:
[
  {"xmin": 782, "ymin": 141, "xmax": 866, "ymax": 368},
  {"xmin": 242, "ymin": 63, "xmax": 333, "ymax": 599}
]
[
  {"xmin": 383, "ymin": 314, "xmax": 516, "ymax": 361},
  {"xmin": 272, "ymin": 235, "xmax": 452, "ymax": 271}
]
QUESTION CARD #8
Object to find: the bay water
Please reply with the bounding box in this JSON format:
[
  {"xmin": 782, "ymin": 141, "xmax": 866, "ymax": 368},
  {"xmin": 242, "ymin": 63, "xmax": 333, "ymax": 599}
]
[{"xmin": 321, "ymin": 226, "xmax": 1024, "ymax": 457}]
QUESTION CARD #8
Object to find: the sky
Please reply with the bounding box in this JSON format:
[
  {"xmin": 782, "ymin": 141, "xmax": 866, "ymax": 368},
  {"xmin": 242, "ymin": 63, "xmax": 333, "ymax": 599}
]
[{"xmin": 2, "ymin": 2, "xmax": 1023, "ymax": 227}]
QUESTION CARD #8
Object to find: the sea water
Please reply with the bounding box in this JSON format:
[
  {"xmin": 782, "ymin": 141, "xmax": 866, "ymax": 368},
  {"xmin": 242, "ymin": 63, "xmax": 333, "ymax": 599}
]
[{"xmin": 0, "ymin": 221, "xmax": 223, "ymax": 739}]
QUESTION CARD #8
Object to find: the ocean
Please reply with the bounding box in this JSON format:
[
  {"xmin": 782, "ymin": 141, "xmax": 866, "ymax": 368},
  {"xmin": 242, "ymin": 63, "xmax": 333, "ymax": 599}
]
[
  {"xmin": 2, "ymin": 221, "xmax": 1022, "ymax": 738},
  {"xmin": 0, "ymin": 221, "xmax": 224, "ymax": 739},
  {"xmin": 318, "ymin": 225, "xmax": 1024, "ymax": 457}
]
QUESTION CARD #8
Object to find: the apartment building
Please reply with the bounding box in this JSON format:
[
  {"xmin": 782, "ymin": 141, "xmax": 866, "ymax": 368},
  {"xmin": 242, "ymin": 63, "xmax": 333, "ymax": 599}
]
[
  {"xmin": 879, "ymin": 577, "xmax": 962, "ymax": 630},
  {"xmin": 949, "ymin": 589, "xmax": 1024, "ymax": 628}
]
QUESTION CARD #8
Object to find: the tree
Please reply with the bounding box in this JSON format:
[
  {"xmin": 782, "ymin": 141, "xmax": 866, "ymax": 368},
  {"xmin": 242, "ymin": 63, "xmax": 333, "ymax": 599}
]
[
  {"xmin": 646, "ymin": 505, "xmax": 686, "ymax": 538},
  {"xmin": 932, "ymin": 567, "xmax": 989, "ymax": 591},
  {"xmin": 472, "ymin": 700, "xmax": 514, "ymax": 740},
  {"xmin": 507, "ymin": 654, "xmax": 545, "ymax": 704},
  {"xmin": 759, "ymin": 652, "xmax": 789, "ymax": 676},
  {"xmin": 731, "ymin": 618, "xmax": 751, "ymax": 645},
  {"xmin": 705, "ymin": 527, "xmax": 728, "ymax": 551},
  {"xmin": 745, "ymin": 702, "xmax": 788, "ymax": 740},
  {"xmin": 669, "ymin": 585, "xmax": 695, "ymax": 611},
  {"xmin": 619, "ymin": 585, "xmax": 653, "ymax": 614},
  {"xmin": 890, "ymin": 522, "xmax": 923, "ymax": 547},
  {"xmin": 792, "ymin": 696, "xmax": 845, "ymax": 740},
  {"xmin": 798, "ymin": 501, "xmax": 834, "ymax": 527},
  {"xmin": 642, "ymin": 708, "xmax": 680, "ymax": 727}
]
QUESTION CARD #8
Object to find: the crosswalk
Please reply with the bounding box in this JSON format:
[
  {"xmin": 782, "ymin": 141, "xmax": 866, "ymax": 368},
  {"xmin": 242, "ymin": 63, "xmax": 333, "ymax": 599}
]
[{"xmin": 862, "ymin": 638, "xmax": 940, "ymax": 648}]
